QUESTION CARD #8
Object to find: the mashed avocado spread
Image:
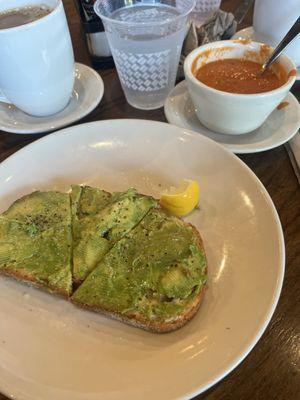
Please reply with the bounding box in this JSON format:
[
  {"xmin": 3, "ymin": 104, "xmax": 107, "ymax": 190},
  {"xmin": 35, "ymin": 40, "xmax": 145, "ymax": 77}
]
[
  {"xmin": 0, "ymin": 191, "xmax": 72, "ymax": 296},
  {"xmin": 71, "ymin": 187, "xmax": 156, "ymax": 283},
  {"xmin": 72, "ymin": 209, "xmax": 207, "ymax": 320}
]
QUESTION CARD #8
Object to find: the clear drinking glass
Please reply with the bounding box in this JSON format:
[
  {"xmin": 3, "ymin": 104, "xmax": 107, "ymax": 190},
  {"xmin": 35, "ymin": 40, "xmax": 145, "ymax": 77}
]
[
  {"xmin": 191, "ymin": 0, "xmax": 221, "ymax": 27},
  {"xmin": 94, "ymin": 0, "xmax": 195, "ymax": 110}
]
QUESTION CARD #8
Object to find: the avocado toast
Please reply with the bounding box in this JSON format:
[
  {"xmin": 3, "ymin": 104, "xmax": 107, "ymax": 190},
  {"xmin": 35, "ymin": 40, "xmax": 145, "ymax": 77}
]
[
  {"xmin": 0, "ymin": 191, "xmax": 72, "ymax": 296},
  {"xmin": 72, "ymin": 208, "xmax": 207, "ymax": 332},
  {"xmin": 71, "ymin": 186, "xmax": 156, "ymax": 284},
  {"xmin": 0, "ymin": 186, "xmax": 207, "ymax": 333}
]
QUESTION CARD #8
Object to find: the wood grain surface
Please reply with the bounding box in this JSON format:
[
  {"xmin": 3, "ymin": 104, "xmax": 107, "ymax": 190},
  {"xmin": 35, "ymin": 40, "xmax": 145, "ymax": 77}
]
[{"xmin": 0, "ymin": 1, "xmax": 299, "ymax": 399}]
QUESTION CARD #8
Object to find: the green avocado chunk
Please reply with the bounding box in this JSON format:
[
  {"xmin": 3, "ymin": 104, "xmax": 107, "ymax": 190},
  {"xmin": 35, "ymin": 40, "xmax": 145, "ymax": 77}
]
[
  {"xmin": 71, "ymin": 185, "xmax": 112, "ymax": 218},
  {"xmin": 0, "ymin": 192, "xmax": 72, "ymax": 296},
  {"xmin": 71, "ymin": 186, "xmax": 156, "ymax": 284},
  {"xmin": 72, "ymin": 209, "xmax": 207, "ymax": 320}
]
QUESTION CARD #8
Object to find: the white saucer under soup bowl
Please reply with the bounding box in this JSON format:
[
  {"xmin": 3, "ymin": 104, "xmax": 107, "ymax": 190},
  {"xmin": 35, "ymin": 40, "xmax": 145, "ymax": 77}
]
[{"xmin": 164, "ymin": 80, "xmax": 300, "ymax": 153}]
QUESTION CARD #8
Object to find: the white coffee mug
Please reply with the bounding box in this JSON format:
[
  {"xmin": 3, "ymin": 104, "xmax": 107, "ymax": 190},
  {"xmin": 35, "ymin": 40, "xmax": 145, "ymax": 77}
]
[
  {"xmin": 253, "ymin": 0, "xmax": 300, "ymax": 67},
  {"xmin": 0, "ymin": 0, "xmax": 74, "ymax": 117}
]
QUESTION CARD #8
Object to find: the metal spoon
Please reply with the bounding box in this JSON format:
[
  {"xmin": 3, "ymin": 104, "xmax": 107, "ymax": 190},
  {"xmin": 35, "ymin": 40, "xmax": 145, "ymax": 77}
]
[{"xmin": 261, "ymin": 16, "xmax": 300, "ymax": 73}]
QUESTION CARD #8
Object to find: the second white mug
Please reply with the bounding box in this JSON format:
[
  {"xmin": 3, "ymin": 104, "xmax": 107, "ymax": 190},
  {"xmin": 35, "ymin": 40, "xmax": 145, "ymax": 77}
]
[
  {"xmin": 0, "ymin": 0, "xmax": 75, "ymax": 117},
  {"xmin": 253, "ymin": 0, "xmax": 300, "ymax": 67}
]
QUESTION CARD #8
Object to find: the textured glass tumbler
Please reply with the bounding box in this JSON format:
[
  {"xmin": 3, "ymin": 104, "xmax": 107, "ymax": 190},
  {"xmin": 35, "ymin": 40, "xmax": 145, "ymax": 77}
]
[
  {"xmin": 192, "ymin": 0, "xmax": 221, "ymax": 27},
  {"xmin": 94, "ymin": 0, "xmax": 195, "ymax": 110}
]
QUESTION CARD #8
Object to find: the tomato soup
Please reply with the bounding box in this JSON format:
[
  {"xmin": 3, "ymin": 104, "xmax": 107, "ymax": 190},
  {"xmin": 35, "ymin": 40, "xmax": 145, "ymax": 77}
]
[{"xmin": 194, "ymin": 59, "xmax": 286, "ymax": 94}]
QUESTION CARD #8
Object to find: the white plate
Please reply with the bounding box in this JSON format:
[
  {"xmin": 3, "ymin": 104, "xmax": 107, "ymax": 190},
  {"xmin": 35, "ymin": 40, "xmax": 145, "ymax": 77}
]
[
  {"xmin": 0, "ymin": 120, "xmax": 284, "ymax": 400},
  {"xmin": 164, "ymin": 80, "xmax": 300, "ymax": 154},
  {"xmin": 0, "ymin": 63, "xmax": 104, "ymax": 134},
  {"xmin": 232, "ymin": 27, "xmax": 300, "ymax": 79}
]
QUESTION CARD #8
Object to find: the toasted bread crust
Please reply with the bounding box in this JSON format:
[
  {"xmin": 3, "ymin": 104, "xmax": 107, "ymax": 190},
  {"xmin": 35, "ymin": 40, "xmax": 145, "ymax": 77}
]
[
  {"xmin": 0, "ymin": 266, "xmax": 70, "ymax": 298},
  {"xmin": 72, "ymin": 218, "xmax": 207, "ymax": 333},
  {"xmin": 72, "ymin": 284, "xmax": 205, "ymax": 333}
]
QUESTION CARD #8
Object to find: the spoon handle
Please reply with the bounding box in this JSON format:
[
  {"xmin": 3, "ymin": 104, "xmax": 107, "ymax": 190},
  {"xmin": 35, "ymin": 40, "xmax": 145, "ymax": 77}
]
[{"xmin": 262, "ymin": 16, "xmax": 300, "ymax": 70}]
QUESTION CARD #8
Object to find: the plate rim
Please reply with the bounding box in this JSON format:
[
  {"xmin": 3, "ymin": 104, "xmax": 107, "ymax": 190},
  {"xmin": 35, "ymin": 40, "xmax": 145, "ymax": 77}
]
[
  {"xmin": 0, "ymin": 63, "xmax": 104, "ymax": 135},
  {"xmin": 164, "ymin": 80, "xmax": 300, "ymax": 154},
  {"xmin": 0, "ymin": 119, "xmax": 285, "ymax": 400}
]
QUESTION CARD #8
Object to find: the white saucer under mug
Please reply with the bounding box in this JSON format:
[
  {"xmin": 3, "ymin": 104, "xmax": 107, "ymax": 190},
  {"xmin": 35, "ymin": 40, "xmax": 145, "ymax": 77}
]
[
  {"xmin": 0, "ymin": 63, "xmax": 104, "ymax": 134},
  {"xmin": 232, "ymin": 27, "xmax": 300, "ymax": 80},
  {"xmin": 164, "ymin": 81, "xmax": 300, "ymax": 154}
]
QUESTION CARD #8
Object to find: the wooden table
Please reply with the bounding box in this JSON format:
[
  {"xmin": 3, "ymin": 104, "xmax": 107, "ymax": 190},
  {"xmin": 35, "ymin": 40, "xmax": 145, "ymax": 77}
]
[{"xmin": 0, "ymin": 1, "xmax": 299, "ymax": 399}]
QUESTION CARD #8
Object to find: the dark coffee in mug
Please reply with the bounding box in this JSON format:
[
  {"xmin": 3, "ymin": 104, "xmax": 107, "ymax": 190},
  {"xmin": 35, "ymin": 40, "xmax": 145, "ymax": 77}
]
[{"xmin": 0, "ymin": 4, "xmax": 52, "ymax": 29}]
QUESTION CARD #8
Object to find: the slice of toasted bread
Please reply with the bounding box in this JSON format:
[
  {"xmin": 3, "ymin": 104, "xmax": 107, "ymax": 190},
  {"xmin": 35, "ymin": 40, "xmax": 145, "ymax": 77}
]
[
  {"xmin": 0, "ymin": 187, "xmax": 207, "ymax": 332},
  {"xmin": 0, "ymin": 191, "xmax": 72, "ymax": 297},
  {"xmin": 71, "ymin": 187, "xmax": 157, "ymax": 284},
  {"xmin": 72, "ymin": 209, "xmax": 207, "ymax": 333}
]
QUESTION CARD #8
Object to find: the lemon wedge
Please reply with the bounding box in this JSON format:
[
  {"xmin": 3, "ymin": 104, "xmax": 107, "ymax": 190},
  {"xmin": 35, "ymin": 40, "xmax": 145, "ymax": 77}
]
[{"xmin": 160, "ymin": 180, "xmax": 200, "ymax": 217}]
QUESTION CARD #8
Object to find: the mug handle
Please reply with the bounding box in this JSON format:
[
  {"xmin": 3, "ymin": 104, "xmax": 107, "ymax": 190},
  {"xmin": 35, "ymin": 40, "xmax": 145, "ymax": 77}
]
[{"xmin": 0, "ymin": 89, "xmax": 12, "ymax": 104}]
